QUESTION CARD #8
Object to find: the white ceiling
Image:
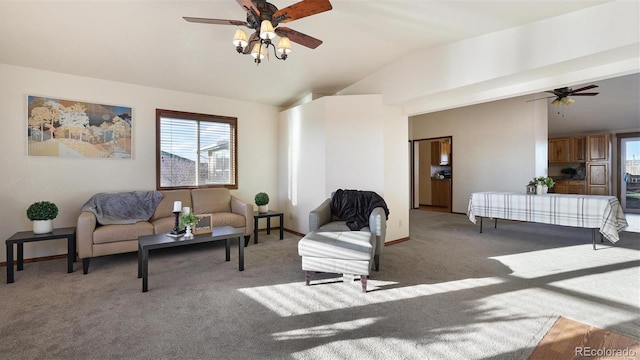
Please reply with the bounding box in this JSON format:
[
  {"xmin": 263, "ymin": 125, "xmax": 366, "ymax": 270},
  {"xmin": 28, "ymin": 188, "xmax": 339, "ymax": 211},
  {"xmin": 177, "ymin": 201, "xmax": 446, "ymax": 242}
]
[
  {"xmin": 0, "ymin": 0, "xmax": 637, "ymax": 134},
  {"xmin": 0, "ymin": 0, "xmax": 613, "ymax": 106}
]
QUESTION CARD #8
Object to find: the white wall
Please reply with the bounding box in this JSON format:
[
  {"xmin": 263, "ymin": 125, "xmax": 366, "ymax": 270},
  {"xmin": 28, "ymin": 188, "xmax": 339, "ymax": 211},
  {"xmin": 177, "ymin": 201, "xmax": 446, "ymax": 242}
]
[
  {"xmin": 411, "ymin": 95, "xmax": 548, "ymax": 213},
  {"xmin": 339, "ymin": 1, "xmax": 639, "ymax": 116},
  {"xmin": 278, "ymin": 95, "xmax": 409, "ymax": 242},
  {"xmin": 0, "ymin": 64, "xmax": 281, "ymax": 262}
]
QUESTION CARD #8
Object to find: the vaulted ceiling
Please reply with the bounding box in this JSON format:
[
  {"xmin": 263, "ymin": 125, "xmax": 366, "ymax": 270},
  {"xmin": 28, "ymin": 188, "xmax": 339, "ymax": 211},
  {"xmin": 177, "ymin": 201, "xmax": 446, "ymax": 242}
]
[{"xmin": 0, "ymin": 1, "xmax": 637, "ymax": 132}]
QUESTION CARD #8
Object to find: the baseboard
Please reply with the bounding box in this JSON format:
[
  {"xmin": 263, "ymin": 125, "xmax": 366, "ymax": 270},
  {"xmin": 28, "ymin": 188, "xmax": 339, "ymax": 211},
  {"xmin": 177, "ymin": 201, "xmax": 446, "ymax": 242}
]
[
  {"xmin": 385, "ymin": 237, "xmax": 410, "ymax": 246},
  {"xmin": 0, "ymin": 253, "xmax": 70, "ymax": 268}
]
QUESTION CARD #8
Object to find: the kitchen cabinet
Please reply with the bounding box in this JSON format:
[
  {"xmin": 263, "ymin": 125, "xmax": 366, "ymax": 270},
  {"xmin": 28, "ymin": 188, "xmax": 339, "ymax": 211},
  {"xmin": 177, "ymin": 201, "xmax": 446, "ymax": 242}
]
[
  {"xmin": 587, "ymin": 133, "xmax": 610, "ymax": 161},
  {"xmin": 587, "ymin": 163, "xmax": 609, "ymax": 195},
  {"xmin": 431, "ymin": 140, "xmax": 451, "ymax": 166},
  {"xmin": 571, "ymin": 136, "xmax": 586, "ymax": 162},
  {"xmin": 431, "ymin": 179, "xmax": 451, "ymax": 209},
  {"xmin": 548, "ymin": 137, "xmax": 571, "ymax": 163},
  {"xmin": 554, "ymin": 179, "xmax": 586, "ymax": 194}
]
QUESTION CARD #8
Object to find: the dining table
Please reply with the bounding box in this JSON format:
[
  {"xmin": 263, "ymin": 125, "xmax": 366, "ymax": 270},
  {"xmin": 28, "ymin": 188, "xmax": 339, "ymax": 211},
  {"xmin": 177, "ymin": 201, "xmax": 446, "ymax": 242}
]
[{"xmin": 467, "ymin": 192, "xmax": 629, "ymax": 249}]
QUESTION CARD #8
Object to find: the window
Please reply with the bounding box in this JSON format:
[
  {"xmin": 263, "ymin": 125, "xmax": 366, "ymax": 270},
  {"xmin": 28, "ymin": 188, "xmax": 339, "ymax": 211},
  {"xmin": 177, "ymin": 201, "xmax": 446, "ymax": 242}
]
[{"xmin": 156, "ymin": 109, "xmax": 237, "ymax": 190}]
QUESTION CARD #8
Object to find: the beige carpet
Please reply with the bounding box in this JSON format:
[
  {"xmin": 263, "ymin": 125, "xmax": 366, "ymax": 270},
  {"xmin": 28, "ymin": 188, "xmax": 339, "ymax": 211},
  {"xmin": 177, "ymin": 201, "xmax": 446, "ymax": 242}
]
[{"xmin": 1, "ymin": 210, "xmax": 638, "ymax": 359}]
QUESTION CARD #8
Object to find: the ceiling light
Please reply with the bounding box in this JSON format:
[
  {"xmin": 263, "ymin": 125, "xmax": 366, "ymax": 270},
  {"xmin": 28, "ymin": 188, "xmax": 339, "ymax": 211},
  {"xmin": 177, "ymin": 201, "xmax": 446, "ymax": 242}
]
[
  {"xmin": 552, "ymin": 97, "xmax": 575, "ymax": 106},
  {"xmin": 259, "ymin": 20, "xmax": 275, "ymax": 40},
  {"xmin": 232, "ymin": 29, "xmax": 248, "ymax": 53},
  {"xmin": 277, "ymin": 37, "xmax": 292, "ymax": 55},
  {"xmin": 233, "ymin": 25, "xmax": 290, "ymax": 65}
]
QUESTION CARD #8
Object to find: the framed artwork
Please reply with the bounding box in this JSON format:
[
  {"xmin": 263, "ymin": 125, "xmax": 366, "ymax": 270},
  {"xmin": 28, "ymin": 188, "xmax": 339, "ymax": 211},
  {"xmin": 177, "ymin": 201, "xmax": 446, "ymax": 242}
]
[
  {"xmin": 27, "ymin": 95, "xmax": 132, "ymax": 159},
  {"xmin": 193, "ymin": 214, "xmax": 213, "ymax": 235}
]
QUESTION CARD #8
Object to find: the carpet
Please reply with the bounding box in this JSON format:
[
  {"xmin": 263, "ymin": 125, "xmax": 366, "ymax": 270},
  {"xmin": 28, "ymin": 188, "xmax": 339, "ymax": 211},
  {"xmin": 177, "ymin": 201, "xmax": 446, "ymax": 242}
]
[{"xmin": 1, "ymin": 210, "xmax": 638, "ymax": 359}]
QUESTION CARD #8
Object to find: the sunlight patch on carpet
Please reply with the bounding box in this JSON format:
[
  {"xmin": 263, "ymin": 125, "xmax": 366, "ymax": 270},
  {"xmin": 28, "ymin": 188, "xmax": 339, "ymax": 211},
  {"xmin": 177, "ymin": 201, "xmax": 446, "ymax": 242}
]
[
  {"xmin": 272, "ymin": 317, "xmax": 381, "ymax": 340},
  {"xmin": 237, "ymin": 277, "xmax": 506, "ymax": 317}
]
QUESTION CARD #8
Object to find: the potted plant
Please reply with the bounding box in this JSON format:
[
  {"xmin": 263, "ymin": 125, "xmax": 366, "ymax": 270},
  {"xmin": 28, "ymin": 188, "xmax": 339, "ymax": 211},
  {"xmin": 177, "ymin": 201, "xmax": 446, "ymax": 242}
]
[
  {"xmin": 255, "ymin": 192, "xmax": 269, "ymax": 213},
  {"xmin": 180, "ymin": 212, "xmax": 200, "ymax": 237},
  {"xmin": 560, "ymin": 167, "xmax": 577, "ymax": 179},
  {"xmin": 26, "ymin": 201, "xmax": 59, "ymax": 234},
  {"xmin": 533, "ymin": 176, "xmax": 555, "ymax": 195}
]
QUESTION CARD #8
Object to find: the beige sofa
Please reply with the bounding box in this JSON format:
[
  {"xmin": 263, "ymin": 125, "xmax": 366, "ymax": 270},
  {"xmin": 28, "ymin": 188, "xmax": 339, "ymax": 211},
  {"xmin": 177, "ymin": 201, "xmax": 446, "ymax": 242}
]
[{"xmin": 77, "ymin": 188, "xmax": 253, "ymax": 274}]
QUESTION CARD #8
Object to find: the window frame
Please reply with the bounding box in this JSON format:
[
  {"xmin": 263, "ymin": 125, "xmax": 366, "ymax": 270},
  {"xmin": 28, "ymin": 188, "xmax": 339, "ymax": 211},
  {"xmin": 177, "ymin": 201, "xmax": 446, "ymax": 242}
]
[{"xmin": 156, "ymin": 109, "xmax": 238, "ymax": 190}]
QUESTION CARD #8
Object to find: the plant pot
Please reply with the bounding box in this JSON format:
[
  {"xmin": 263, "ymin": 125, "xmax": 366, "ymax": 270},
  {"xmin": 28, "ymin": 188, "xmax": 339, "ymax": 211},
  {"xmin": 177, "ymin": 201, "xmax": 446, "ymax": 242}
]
[
  {"xmin": 258, "ymin": 205, "xmax": 268, "ymax": 213},
  {"xmin": 184, "ymin": 225, "xmax": 193, "ymax": 238},
  {"xmin": 33, "ymin": 220, "xmax": 53, "ymax": 234}
]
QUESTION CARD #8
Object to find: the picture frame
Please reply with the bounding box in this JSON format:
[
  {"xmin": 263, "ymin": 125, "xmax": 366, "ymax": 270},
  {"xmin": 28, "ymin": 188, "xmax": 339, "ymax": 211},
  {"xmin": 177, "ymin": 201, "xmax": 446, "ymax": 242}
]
[
  {"xmin": 193, "ymin": 214, "xmax": 213, "ymax": 235},
  {"xmin": 27, "ymin": 94, "xmax": 132, "ymax": 159}
]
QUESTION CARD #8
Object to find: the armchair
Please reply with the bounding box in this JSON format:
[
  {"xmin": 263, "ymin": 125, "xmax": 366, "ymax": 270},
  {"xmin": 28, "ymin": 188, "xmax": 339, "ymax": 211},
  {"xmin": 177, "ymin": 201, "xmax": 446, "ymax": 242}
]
[{"xmin": 308, "ymin": 190, "xmax": 388, "ymax": 271}]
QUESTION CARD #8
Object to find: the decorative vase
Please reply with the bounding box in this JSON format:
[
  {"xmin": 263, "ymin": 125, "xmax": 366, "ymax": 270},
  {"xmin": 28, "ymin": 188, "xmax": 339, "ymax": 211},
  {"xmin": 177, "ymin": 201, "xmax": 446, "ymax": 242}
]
[
  {"xmin": 542, "ymin": 185, "xmax": 548, "ymax": 194},
  {"xmin": 258, "ymin": 205, "xmax": 268, "ymax": 213},
  {"xmin": 184, "ymin": 225, "xmax": 193, "ymax": 237},
  {"xmin": 33, "ymin": 220, "xmax": 53, "ymax": 234},
  {"xmin": 536, "ymin": 184, "xmax": 543, "ymax": 195}
]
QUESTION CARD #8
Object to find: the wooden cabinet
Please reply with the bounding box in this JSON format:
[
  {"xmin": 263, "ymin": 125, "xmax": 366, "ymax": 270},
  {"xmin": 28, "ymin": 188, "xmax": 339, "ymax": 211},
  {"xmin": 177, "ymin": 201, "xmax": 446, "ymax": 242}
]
[
  {"xmin": 587, "ymin": 163, "xmax": 609, "ymax": 195},
  {"xmin": 554, "ymin": 180, "xmax": 586, "ymax": 194},
  {"xmin": 549, "ymin": 138, "xmax": 571, "ymax": 163},
  {"xmin": 431, "ymin": 140, "xmax": 451, "ymax": 166},
  {"xmin": 571, "ymin": 136, "xmax": 586, "ymax": 162},
  {"xmin": 431, "ymin": 179, "xmax": 451, "ymax": 208},
  {"xmin": 587, "ymin": 133, "xmax": 610, "ymax": 161}
]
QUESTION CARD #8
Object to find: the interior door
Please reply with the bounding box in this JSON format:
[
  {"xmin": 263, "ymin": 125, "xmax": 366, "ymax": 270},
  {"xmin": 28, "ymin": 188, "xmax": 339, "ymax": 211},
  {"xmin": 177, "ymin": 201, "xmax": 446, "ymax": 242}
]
[{"xmin": 618, "ymin": 133, "xmax": 640, "ymax": 213}]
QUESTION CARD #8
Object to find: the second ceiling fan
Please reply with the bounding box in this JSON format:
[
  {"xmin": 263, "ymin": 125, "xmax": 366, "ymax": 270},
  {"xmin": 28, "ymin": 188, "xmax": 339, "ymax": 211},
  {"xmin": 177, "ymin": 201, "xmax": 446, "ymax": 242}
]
[
  {"xmin": 529, "ymin": 85, "xmax": 600, "ymax": 106},
  {"xmin": 184, "ymin": 0, "xmax": 333, "ymax": 64}
]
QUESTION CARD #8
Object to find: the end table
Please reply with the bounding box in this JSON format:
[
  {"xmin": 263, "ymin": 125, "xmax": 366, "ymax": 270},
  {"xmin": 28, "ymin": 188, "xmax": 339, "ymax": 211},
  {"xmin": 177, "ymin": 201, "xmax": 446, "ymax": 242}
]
[
  {"xmin": 6, "ymin": 227, "xmax": 76, "ymax": 283},
  {"xmin": 253, "ymin": 210, "xmax": 284, "ymax": 244}
]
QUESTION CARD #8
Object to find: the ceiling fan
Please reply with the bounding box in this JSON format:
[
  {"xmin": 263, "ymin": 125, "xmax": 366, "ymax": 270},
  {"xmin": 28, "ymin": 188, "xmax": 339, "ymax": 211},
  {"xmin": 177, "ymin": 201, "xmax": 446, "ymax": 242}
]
[
  {"xmin": 528, "ymin": 85, "xmax": 600, "ymax": 106},
  {"xmin": 184, "ymin": 0, "xmax": 332, "ymax": 64}
]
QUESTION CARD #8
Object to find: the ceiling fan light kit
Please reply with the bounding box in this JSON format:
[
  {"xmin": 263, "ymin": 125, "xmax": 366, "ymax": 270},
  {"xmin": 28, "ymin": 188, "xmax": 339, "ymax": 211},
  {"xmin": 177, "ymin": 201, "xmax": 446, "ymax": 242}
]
[{"xmin": 185, "ymin": 0, "xmax": 332, "ymax": 65}]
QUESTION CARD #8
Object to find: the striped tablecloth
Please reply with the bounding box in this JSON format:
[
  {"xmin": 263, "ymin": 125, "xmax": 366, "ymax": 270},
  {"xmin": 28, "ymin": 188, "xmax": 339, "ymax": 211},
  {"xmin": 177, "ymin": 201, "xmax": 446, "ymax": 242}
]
[{"xmin": 467, "ymin": 192, "xmax": 629, "ymax": 243}]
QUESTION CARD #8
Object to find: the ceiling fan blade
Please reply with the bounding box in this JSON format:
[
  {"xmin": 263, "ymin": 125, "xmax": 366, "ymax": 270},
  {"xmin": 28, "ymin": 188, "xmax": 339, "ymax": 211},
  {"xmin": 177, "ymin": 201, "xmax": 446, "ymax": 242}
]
[
  {"xmin": 275, "ymin": 27, "xmax": 323, "ymax": 49},
  {"xmin": 236, "ymin": 0, "xmax": 260, "ymax": 16},
  {"xmin": 183, "ymin": 17, "xmax": 249, "ymax": 27},
  {"xmin": 242, "ymin": 32, "xmax": 260, "ymax": 54},
  {"xmin": 571, "ymin": 92, "xmax": 599, "ymax": 96},
  {"xmin": 273, "ymin": 0, "xmax": 333, "ymax": 24},
  {"xmin": 526, "ymin": 96, "xmax": 555, "ymax": 102},
  {"xmin": 569, "ymin": 84, "xmax": 598, "ymax": 93}
]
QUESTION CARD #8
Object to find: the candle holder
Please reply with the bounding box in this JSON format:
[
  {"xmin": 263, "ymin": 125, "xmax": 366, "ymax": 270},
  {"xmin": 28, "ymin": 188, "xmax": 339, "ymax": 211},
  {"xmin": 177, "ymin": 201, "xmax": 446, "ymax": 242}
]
[{"xmin": 169, "ymin": 211, "xmax": 185, "ymax": 237}]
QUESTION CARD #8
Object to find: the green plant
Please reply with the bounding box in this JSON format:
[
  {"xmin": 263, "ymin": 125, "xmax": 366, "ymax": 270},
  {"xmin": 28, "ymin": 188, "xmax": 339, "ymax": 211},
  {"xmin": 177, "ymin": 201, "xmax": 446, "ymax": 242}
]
[
  {"xmin": 255, "ymin": 192, "xmax": 269, "ymax": 206},
  {"xmin": 26, "ymin": 201, "xmax": 59, "ymax": 221},
  {"xmin": 533, "ymin": 176, "xmax": 555, "ymax": 188},
  {"xmin": 180, "ymin": 212, "xmax": 200, "ymax": 228}
]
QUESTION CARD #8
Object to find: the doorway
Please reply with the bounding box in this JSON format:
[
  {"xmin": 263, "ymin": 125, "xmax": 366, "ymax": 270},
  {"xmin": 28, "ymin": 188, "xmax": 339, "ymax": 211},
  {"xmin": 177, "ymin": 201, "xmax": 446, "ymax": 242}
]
[
  {"xmin": 618, "ymin": 132, "xmax": 640, "ymax": 213},
  {"xmin": 411, "ymin": 136, "xmax": 453, "ymax": 212}
]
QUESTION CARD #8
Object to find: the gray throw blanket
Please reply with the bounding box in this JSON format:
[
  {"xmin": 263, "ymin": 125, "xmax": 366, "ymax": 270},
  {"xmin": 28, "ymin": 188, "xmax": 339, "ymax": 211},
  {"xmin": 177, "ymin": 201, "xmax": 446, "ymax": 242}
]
[{"xmin": 81, "ymin": 191, "xmax": 163, "ymax": 225}]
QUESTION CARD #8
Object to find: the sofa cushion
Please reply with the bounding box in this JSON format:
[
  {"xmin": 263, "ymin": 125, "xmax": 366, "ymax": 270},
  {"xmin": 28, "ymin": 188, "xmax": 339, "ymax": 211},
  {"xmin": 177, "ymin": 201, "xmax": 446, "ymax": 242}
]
[
  {"xmin": 191, "ymin": 188, "xmax": 231, "ymax": 214},
  {"xmin": 211, "ymin": 212, "xmax": 246, "ymax": 228},
  {"xmin": 151, "ymin": 190, "xmax": 192, "ymax": 221},
  {"xmin": 318, "ymin": 221, "xmax": 351, "ymax": 232},
  {"xmin": 93, "ymin": 222, "xmax": 154, "ymax": 244}
]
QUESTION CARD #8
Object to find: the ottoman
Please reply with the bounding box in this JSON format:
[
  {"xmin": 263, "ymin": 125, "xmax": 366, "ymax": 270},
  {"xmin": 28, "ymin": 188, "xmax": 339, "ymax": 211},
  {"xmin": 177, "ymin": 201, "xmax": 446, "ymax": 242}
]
[{"xmin": 297, "ymin": 231, "xmax": 376, "ymax": 292}]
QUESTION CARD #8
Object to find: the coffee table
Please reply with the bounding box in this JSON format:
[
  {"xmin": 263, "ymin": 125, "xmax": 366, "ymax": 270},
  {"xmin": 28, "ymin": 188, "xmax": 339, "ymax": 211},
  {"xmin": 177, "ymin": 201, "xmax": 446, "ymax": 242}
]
[{"xmin": 137, "ymin": 226, "xmax": 243, "ymax": 292}]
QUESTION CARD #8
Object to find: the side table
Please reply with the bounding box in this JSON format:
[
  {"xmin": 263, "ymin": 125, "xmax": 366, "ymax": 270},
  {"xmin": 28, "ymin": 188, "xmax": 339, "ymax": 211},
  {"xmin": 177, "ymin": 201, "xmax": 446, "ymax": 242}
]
[
  {"xmin": 6, "ymin": 227, "xmax": 76, "ymax": 283},
  {"xmin": 253, "ymin": 210, "xmax": 284, "ymax": 244}
]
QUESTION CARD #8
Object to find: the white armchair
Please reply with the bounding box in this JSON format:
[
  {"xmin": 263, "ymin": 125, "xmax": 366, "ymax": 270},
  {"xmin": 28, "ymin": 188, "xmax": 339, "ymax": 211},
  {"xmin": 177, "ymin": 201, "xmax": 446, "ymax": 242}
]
[{"xmin": 308, "ymin": 191, "xmax": 388, "ymax": 271}]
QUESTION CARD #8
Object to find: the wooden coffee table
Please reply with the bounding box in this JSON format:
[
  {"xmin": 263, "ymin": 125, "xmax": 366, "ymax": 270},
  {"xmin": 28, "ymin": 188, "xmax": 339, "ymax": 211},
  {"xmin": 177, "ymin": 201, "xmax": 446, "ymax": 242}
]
[{"xmin": 137, "ymin": 226, "xmax": 243, "ymax": 292}]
